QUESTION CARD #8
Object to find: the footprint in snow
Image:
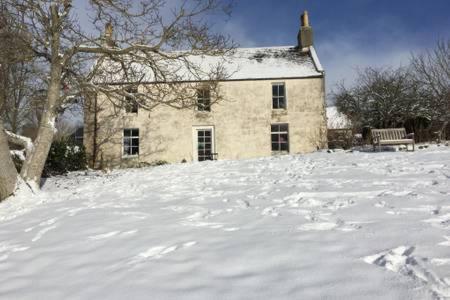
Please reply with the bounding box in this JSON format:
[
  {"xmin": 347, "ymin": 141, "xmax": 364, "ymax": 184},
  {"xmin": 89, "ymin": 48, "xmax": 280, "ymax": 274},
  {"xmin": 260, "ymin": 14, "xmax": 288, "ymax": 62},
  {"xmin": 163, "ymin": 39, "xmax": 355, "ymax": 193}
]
[
  {"xmin": 32, "ymin": 224, "xmax": 58, "ymax": 242},
  {"xmin": 235, "ymin": 199, "xmax": 250, "ymax": 209},
  {"xmin": 423, "ymin": 213, "xmax": 450, "ymax": 229},
  {"xmin": 298, "ymin": 222, "xmax": 338, "ymax": 231},
  {"xmin": 363, "ymin": 246, "xmax": 450, "ymax": 299},
  {"xmin": 88, "ymin": 230, "xmax": 139, "ymax": 241},
  {"xmin": 431, "ymin": 258, "xmax": 450, "ymax": 266},
  {"xmin": 386, "ymin": 210, "xmax": 407, "ymax": 215},
  {"xmin": 438, "ymin": 236, "xmax": 450, "ymax": 247},
  {"xmin": 261, "ymin": 207, "xmax": 280, "ymax": 217},
  {"xmin": 298, "ymin": 219, "xmax": 365, "ymax": 232},
  {"xmin": 131, "ymin": 241, "xmax": 197, "ymax": 263},
  {"xmin": 0, "ymin": 242, "xmax": 30, "ymax": 262}
]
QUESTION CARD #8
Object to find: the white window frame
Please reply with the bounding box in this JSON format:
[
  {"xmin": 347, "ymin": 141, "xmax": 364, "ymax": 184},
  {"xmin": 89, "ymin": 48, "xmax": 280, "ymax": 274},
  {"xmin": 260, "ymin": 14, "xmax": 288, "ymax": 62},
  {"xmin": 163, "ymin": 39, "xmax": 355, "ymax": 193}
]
[
  {"xmin": 271, "ymin": 123, "xmax": 289, "ymax": 153},
  {"xmin": 196, "ymin": 88, "xmax": 211, "ymax": 112},
  {"xmin": 124, "ymin": 87, "xmax": 138, "ymax": 114},
  {"xmin": 272, "ymin": 82, "xmax": 287, "ymax": 110},
  {"xmin": 122, "ymin": 128, "xmax": 139, "ymax": 158},
  {"xmin": 192, "ymin": 126, "xmax": 215, "ymax": 161}
]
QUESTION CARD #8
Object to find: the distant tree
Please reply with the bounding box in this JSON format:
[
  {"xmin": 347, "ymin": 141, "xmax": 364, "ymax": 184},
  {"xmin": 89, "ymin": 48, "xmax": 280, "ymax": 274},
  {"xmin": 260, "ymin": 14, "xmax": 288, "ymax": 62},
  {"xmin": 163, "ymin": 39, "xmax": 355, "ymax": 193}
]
[
  {"xmin": 411, "ymin": 39, "xmax": 450, "ymax": 140},
  {"xmin": 0, "ymin": 0, "xmax": 234, "ymax": 201},
  {"xmin": 333, "ymin": 67, "xmax": 422, "ymax": 131},
  {"xmin": 0, "ymin": 4, "xmax": 43, "ymax": 134},
  {"xmin": 0, "ymin": 3, "xmax": 37, "ymax": 200}
]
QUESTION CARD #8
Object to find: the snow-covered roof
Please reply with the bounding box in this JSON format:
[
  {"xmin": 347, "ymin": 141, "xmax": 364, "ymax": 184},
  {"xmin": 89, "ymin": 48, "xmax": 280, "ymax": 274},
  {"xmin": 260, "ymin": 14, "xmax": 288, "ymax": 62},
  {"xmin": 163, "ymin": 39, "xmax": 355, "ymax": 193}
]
[
  {"xmin": 326, "ymin": 106, "xmax": 352, "ymax": 129},
  {"xmin": 95, "ymin": 46, "xmax": 324, "ymax": 84},
  {"xmin": 189, "ymin": 45, "xmax": 324, "ymax": 81}
]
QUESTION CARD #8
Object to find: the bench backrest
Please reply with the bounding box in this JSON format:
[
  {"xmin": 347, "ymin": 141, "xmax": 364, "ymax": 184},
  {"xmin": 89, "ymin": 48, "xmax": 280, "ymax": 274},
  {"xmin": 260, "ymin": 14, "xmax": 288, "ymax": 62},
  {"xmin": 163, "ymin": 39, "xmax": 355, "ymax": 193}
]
[{"xmin": 371, "ymin": 128, "xmax": 407, "ymax": 141}]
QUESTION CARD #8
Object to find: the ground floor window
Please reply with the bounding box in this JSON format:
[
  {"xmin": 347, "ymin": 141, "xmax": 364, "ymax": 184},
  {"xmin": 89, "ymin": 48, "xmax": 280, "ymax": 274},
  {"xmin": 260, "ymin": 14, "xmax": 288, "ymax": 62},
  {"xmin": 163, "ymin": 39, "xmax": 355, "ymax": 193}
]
[
  {"xmin": 271, "ymin": 123, "xmax": 289, "ymax": 152},
  {"xmin": 123, "ymin": 128, "xmax": 139, "ymax": 156},
  {"xmin": 197, "ymin": 129, "xmax": 213, "ymax": 161}
]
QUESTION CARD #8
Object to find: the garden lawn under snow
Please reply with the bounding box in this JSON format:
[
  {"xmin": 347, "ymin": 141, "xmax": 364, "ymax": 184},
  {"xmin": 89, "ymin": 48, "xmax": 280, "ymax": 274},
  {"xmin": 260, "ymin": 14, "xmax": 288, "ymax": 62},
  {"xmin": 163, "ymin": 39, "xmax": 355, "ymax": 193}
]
[{"xmin": 1, "ymin": 146, "xmax": 450, "ymax": 299}]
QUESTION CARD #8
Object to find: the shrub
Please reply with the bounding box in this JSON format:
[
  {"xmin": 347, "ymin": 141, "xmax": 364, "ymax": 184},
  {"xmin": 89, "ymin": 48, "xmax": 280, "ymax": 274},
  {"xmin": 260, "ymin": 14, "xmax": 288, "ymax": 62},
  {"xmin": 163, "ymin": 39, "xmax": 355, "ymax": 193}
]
[
  {"xmin": 43, "ymin": 138, "xmax": 87, "ymax": 177},
  {"xmin": 137, "ymin": 160, "xmax": 168, "ymax": 168}
]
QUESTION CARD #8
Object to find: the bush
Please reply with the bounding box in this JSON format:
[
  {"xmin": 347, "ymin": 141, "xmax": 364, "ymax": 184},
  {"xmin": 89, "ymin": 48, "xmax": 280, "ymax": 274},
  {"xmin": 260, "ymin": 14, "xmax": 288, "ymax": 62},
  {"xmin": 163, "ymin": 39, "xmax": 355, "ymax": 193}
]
[
  {"xmin": 43, "ymin": 138, "xmax": 87, "ymax": 177},
  {"xmin": 137, "ymin": 160, "xmax": 168, "ymax": 168}
]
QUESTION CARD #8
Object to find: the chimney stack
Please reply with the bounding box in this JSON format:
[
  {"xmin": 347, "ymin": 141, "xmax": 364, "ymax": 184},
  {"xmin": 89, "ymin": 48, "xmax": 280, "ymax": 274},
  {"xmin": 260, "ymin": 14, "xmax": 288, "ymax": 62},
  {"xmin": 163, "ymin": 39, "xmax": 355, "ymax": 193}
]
[
  {"xmin": 103, "ymin": 21, "xmax": 114, "ymax": 47},
  {"xmin": 298, "ymin": 10, "xmax": 314, "ymax": 51}
]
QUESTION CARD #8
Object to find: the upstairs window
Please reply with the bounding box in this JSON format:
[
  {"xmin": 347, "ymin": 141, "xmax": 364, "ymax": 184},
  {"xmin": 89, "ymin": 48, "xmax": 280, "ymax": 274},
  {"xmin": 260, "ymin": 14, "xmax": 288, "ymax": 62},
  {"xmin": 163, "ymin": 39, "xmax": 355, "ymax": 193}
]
[
  {"xmin": 125, "ymin": 87, "xmax": 138, "ymax": 113},
  {"xmin": 123, "ymin": 128, "xmax": 139, "ymax": 156},
  {"xmin": 272, "ymin": 83, "xmax": 286, "ymax": 109},
  {"xmin": 271, "ymin": 124, "xmax": 289, "ymax": 152},
  {"xmin": 197, "ymin": 88, "xmax": 211, "ymax": 112}
]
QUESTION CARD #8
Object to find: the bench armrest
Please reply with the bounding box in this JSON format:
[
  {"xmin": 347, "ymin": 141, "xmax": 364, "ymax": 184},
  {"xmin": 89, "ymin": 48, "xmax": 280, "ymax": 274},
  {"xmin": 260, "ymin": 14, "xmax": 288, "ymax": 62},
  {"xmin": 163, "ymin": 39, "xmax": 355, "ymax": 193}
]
[
  {"xmin": 405, "ymin": 133, "xmax": 414, "ymax": 139},
  {"xmin": 372, "ymin": 134, "xmax": 381, "ymax": 142}
]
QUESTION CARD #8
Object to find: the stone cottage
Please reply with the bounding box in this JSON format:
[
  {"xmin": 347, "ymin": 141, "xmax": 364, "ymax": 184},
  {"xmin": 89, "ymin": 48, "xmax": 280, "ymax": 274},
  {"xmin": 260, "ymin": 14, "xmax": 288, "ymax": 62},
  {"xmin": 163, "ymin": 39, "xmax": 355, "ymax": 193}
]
[{"xmin": 84, "ymin": 11, "xmax": 327, "ymax": 168}]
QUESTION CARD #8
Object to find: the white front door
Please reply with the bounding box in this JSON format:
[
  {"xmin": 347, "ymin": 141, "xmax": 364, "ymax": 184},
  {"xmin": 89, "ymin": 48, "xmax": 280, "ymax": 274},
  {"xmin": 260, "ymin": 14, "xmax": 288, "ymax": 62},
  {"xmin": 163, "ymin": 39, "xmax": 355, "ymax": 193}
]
[{"xmin": 192, "ymin": 126, "xmax": 215, "ymax": 161}]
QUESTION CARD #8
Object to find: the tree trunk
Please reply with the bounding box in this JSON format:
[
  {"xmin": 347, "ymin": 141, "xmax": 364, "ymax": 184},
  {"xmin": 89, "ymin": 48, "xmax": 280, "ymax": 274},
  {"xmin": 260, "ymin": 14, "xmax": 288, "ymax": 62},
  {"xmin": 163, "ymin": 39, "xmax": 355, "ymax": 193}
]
[
  {"xmin": 20, "ymin": 73, "xmax": 60, "ymax": 186},
  {"xmin": 19, "ymin": 3, "xmax": 62, "ymax": 187},
  {"xmin": 0, "ymin": 123, "xmax": 18, "ymax": 201},
  {"xmin": 19, "ymin": 110, "xmax": 56, "ymax": 186}
]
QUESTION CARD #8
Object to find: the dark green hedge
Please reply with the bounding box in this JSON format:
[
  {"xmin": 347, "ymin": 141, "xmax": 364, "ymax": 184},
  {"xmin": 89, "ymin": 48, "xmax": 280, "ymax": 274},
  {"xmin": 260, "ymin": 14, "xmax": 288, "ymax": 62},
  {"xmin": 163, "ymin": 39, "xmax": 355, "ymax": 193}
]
[{"xmin": 43, "ymin": 138, "xmax": 87, "ymax": 177}]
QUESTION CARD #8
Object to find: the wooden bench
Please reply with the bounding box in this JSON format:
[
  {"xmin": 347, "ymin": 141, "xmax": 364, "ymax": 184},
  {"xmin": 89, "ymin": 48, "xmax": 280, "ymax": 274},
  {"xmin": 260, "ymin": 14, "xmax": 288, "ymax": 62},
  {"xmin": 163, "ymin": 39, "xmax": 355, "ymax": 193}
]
[{"xmin": 371, "ymin": 128, "xmax": 415, "ymax": 151}]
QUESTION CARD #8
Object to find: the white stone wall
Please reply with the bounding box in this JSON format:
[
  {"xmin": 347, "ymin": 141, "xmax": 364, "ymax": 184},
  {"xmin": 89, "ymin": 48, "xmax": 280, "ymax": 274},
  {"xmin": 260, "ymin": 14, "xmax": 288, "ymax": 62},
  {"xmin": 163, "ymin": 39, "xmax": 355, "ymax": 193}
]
[{"xmin": 84, "ymin": 77, "xmax": 327, "ymax": 168}]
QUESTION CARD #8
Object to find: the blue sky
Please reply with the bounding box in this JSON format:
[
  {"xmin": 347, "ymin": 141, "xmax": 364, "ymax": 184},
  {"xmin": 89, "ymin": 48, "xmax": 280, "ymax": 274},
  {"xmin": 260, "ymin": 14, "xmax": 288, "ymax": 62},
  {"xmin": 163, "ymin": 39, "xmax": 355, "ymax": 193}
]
[
  {"xmin": 218, "ymin": 0, "xmax": 450, "ymax": 95},
  {"xmin": 73, "ymin": 0, "xmax": 450, "ymax": 97}
]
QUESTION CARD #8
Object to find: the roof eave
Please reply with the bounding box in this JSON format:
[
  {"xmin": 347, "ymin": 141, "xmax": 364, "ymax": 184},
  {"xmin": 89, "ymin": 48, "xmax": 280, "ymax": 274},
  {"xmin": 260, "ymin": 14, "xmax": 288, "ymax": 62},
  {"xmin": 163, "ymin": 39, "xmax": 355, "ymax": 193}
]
[{"xmin": 309, "ymin": 46, "xmax": 324, "ymax": 73}]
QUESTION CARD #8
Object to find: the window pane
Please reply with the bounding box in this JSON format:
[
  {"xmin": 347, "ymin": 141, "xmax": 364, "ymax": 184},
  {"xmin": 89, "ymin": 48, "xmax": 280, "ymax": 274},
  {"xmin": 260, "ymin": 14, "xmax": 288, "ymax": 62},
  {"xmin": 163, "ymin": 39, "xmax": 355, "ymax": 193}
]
[
  {"xmin": 278, "ymin": 98, "xmax": 286, "ymax": 109},
  {"xmin": 132, "ymin": 129, "xmax": 139, "ymax": 137},
  {"xmin": 271, "ymin": 134, "xmax": 278, "ymax": 142},
  {"xmin": 271, "ymin": 124, "xmax": 278, "ymax": 132},
  {"xmin": 272, "ymin": 143, "xmax": 279, "ymax": 151},
  {"xmin": 278, "ymin": 85, "xmax": 285, "ymax": 96},
  {"xmin": 204, "ymin": 131, "xmax": 211, "ymax": 137},
  {"xmin": 272, "ymin": 98, "xmax": 279, "ymax": 109},
  {"xmin": 132, "ymin": 102, "xmax": 138, "ymax": 113},
  {"xmin": 124, "ymin": 145, "xmax": 131, "ymax": 155},
  {"xmin": 279, "ymin": 124, "xmax": 288, "ymax": 132},
  {"xmin": 124, "ymin": 129, "xmax": 130, "ymax": 137},
  {"xmin": 131, "ymin": 147, "xmax": 139, "ymax": 155},
  {"xmin": 280, "ymin": 143, "xmax": 288, "ymax": 151},
  {"xmin": 272, "ymin": 85, "xmax": 278, "ymax": 97}
]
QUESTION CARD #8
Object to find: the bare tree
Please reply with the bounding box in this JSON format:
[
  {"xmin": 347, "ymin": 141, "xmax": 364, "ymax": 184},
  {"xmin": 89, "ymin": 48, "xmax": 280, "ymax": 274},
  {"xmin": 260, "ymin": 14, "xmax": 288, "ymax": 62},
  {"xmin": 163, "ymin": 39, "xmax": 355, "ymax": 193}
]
[
  {"xmin": 0, "ymin": 4, "xmax": 43, "ymax": 134},
  {"xmin": 411, "ymin": 40, "xmax": 450, "ymax": 140},
  {"xmin": 0, "ymin": 3, "xmax": 34, "ymax": 200},
  {"xmin": 0, "ymin": 0, "xmax": 234, "ymax": 200},
  {"xmin": 333, "ymin": 67, "xmax": 422, "ymax": 131}
]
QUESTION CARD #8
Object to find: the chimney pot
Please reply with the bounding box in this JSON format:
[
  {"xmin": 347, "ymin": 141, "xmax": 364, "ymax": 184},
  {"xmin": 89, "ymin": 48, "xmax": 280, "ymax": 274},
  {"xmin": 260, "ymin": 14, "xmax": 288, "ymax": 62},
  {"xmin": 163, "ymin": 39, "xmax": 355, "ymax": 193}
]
[
  {"xmin": 301, "ymin": 10, "xmax": 310, "ymax": 27},
  {"xmin": 298, "ymin": 10, "xmax": 314, "ymax": 50}
]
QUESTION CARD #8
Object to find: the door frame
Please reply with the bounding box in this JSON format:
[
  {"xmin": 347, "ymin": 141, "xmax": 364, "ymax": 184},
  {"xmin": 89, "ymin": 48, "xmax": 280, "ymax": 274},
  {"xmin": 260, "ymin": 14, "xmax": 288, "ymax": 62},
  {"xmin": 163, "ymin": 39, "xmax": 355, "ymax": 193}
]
[{"xmin": 192, "ymin": 125, "xmax": 215, "ymax": 162}]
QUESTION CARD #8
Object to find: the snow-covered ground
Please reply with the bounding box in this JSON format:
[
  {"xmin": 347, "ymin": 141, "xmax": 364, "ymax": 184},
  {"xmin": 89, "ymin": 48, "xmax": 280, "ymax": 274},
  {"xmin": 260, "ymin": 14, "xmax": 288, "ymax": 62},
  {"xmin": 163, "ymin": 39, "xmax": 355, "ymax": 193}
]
[{"xmin": 1, "ymin": 146, "xmax": 450, "ymax": 299}]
